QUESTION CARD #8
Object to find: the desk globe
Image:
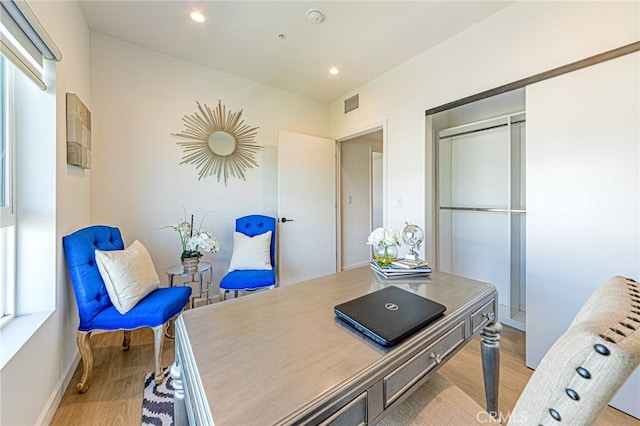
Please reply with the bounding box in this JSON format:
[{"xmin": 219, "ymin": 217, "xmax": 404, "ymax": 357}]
[{"xmin": 401, "ymin": 223, "xmax": 424, "ymax": 262}]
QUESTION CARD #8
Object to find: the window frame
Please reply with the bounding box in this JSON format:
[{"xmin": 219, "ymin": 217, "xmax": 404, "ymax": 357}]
[{"xmin": 0, "ymin": 55, "xmax": 16, "ymax": 329}]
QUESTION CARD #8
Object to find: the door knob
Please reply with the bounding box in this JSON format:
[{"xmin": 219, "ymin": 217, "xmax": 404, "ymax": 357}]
[{"xmin": 280, "ymin": 217, "xmax": 295, "ymax": 223}]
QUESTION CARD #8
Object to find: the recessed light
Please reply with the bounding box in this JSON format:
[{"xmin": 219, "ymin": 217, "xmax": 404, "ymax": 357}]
[
  {"xmin": 190, "ymin": 10, "xmax": 205, "ymax": 23},
  {"xmin": 329, "ymin": 67, "xmax": 339, "ymax": 75}
]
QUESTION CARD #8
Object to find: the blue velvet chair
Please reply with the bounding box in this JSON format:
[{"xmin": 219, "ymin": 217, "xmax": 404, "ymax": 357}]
[
  {"xmin": 63, "ymin": 225, "xmax": 191, "ymax": 392},
  {"xmin": 219, "ymin": 215, "xmax": 276, "ymax": 301}
]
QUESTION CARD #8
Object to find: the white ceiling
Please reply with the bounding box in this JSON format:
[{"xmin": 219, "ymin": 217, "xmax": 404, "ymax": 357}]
[{"xmin": 79, "ymin": 1, "xmax": 513, "ymax": 103}]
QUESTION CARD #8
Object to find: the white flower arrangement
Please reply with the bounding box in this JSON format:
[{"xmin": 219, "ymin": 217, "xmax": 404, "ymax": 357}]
[
  {"xmin": 367, "ymin": 227, "xmax": 401, "ymax": 248},
  {"xmin": 166, "ymin": 210, "xmax": 220, "ymax": 260}
]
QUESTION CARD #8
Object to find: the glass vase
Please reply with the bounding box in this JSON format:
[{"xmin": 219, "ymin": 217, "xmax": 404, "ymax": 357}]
[{"xmin": 373, "ymin": 244, "xmax": 398, "ymax": 267}]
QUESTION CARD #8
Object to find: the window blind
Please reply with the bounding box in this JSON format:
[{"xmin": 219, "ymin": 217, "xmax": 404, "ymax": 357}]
[{"xmin": 0, "ymin": 0, "xmax": 61, "ymax": 90}]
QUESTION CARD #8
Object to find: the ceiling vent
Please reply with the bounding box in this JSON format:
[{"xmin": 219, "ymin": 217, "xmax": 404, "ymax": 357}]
[{"xmin": 344, "ymin": 94, "xmax": 359, "ymax": 114}]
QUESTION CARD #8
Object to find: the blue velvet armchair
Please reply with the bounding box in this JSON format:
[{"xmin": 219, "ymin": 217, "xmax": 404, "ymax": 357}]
[
  {"xmin": 219, "ymin": 215, "xmax": 276, "ymax": 301},
  {"xmin": 63, "ymin": 225, "xmax": 191, "ymax": 392}
]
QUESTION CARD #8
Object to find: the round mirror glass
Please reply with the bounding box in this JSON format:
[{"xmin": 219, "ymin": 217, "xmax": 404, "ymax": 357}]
[{"xmin": 208, "ymin": 131, "xmax": 236, "ymax": 156}]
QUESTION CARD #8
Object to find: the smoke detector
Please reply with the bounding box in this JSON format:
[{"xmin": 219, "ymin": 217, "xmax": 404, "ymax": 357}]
[{"xmin": 306, "ymin": 8, "xmax": 325, "ymax": 24}]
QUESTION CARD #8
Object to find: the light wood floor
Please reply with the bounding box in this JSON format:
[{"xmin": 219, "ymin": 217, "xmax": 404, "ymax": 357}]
[
  {"xmin": 51, "ymin": 329, "xmax": 175, "ymax": 425},
  {"xmin": 50, "ymin": 326, "xmax": 638, "ymax": 425}
]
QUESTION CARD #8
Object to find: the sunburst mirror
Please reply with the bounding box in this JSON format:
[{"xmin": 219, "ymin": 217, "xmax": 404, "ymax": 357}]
[{"xmin": 172, "ymin": 100, "xmax": 262, "ymax": 185}]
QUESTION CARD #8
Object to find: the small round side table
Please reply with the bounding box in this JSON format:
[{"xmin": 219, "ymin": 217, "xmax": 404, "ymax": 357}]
[{"xmin": 165, "ymin": 261, "xmax": 213, "ymax": 338}]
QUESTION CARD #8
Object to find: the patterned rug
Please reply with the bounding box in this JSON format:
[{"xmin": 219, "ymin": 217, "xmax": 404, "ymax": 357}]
[{"xmin": 142, "ymin": 367, "xmax": 174, "ymax": 426}]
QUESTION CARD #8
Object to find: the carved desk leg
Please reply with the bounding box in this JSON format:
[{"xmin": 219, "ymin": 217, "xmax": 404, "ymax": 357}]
[
  {"xmin": 481, "ymin": 319, "xmax": 503, "ymax": 420},
  {"xmin": 171, "ymin": 361, "xmax": 187, "ymax": 426}
]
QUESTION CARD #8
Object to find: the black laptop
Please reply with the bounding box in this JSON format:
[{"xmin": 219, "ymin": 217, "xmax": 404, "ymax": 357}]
[{"xmin": 334, "ymin": 286, "xmax": 446, "ymax": 346}]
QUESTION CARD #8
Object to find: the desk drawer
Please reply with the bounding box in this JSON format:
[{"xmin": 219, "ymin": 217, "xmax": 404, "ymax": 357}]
[
  {"xmin": 383, "ymin": 321, "xmax": 465, "ymax": 407},
  {"xmin": 319, "ymin": 391, "xmax": 367, "ymax": 426},
  {"xmin": 471, "ymin": 299, "xmax": 495, "ymax": 334}
]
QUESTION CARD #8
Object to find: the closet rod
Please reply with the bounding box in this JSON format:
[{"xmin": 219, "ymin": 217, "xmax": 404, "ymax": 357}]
[
  {"xmin": 440, "ymin": 206, "xmax": 526, "ymax": 214},
  {"xmin": 439, "ymin": 123, "xmax": 506, "ymax": 139}
]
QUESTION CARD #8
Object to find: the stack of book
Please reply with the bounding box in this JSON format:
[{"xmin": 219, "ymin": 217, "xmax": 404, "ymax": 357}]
[{"xmin": 369, "ymin": 259, "xmax": 432, "ymax": 279}]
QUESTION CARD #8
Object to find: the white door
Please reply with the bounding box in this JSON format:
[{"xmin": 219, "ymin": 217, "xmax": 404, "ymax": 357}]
[{"xmin": 278, "ymin": 130, "xmax": 336, "ymax": 285}]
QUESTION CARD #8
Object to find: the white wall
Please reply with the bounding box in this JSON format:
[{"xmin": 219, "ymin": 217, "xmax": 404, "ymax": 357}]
[
  {"xmin": 0, "ymin": 1, "xmax": 91, "ymax": 425},
  {"xmin": 89, "ymin": 33, "xmax": 330, "ymax": 289},
  {"xmin": 341, "ymin": 135, "xmax": 382, "ymax": 269},
  {"xmin": 329, "ymin": 1, "xmax": 639, "ymax": 262}
]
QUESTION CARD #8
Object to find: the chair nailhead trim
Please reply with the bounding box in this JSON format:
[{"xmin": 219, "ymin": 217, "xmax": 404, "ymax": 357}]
[
  {"xmin": 576, "ymin": 366, "xmax": 591, "ymax": 379},
  {"xmin": 566, "ymin": 388, "xmax": 580, "ymax": 401},
  {"xmin": 594, "ymin": 343, "xmax": 611, "ymax": 356},
  {"xmin": 549, "ymin": 408, "xmax": 561, "ymax": 421}
]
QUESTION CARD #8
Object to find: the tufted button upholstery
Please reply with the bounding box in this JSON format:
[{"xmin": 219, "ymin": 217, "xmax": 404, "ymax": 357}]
[
  {"xmin": 219, "ymin": 215, "xmax": 277, "ymax": 299},
  {"xmin": 234, "ymin": 215, "xmax": 276, "ymax": 267},
  {"xmin": 62, "ymin": 225, "xmax": 192, "ymax": 391},
  {"xmin": 62, "ymin": 225, "xmax": 191, "ymax": 331},
  {"xmin": 63, "ymin": 226, "xmax": 125, "ymax": 330},
  {"xmin": 509, "ymin": 276, "xmax": 640, "ymax": 425}
]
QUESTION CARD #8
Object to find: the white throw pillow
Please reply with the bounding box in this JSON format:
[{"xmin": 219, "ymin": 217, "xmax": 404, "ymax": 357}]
[
  {"xmin": 95, "ymin": 240, "xmax": 160, "ymax": 314},
  {"xmin": 228, "ymin": 231, "xmax": 272, "ymax": 271}
]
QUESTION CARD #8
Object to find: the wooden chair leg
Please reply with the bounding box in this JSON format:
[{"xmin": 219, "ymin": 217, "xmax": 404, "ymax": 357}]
[
  {"xmin": 153, "ymin": 325, "xmax": 165, "ymax": 385},
  {"xmin": 122, "ymin": 330, "xmax": 131, "ymax": 351},
  {"xmin": 219, "ymin": 288, "xmax": 227, "ymax": 301},
  {"xmin": 76, "ymin": 331, "xmax": 93, "ymax": 393}
]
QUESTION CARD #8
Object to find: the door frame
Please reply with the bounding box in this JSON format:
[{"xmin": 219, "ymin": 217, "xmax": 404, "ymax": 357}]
[{"xmin": 335, "ymin": 120, "xmax": 388, "ymax": 272}]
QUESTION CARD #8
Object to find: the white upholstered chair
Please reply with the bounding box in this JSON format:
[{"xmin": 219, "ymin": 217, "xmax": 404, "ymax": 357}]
[{"xmin": 379, "ymin": 276, "xmax": 640, "ymax": 425}]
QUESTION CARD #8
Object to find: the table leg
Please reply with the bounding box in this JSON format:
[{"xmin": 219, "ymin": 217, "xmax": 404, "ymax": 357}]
[
  {"xmin": 165, "ymin": 275, "xmax": 176, "ymax": 338},
  {"xmin": 480, "ymin": 319, "xmax": 502, "ymax": 419},
  {"xmin": 170, "ymin": 361, "xmax": 187, "ymax": 426},
  {"xmin": 207, "ymin": 268, "xmax": 213, "ymax": 304}
]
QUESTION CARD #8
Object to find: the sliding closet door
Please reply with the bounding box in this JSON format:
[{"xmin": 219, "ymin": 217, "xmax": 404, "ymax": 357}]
[{"xmin": 526, "ymin": 52, "xmax": 639, "ymax": 417}]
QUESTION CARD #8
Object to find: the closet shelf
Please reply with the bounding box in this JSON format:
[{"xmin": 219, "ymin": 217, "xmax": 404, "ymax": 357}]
[{"xmin": 439, "ymin": 206, "xmax": 526, "ymax": 213}]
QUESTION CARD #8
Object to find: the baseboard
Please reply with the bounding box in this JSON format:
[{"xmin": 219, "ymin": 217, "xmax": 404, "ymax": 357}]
[
  {"xmin": 36, "ymin": 351, "xmax": 80, "ymax": 425},
  {"xmin": 193, "ymin": 294, "xmax": 219, "ymax": 308},
  {"xmin": 342, "ymin": 261, "xmax": 370, "ymax": 271},
  {"xmin": 498, "ymin": 303, "xmax": 526, "ymax": 331}
]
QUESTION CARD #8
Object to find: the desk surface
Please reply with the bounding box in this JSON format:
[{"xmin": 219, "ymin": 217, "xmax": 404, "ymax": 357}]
[{"xmin": 175, "ymin": 266, "xmax": 496, "ymax": 425}]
